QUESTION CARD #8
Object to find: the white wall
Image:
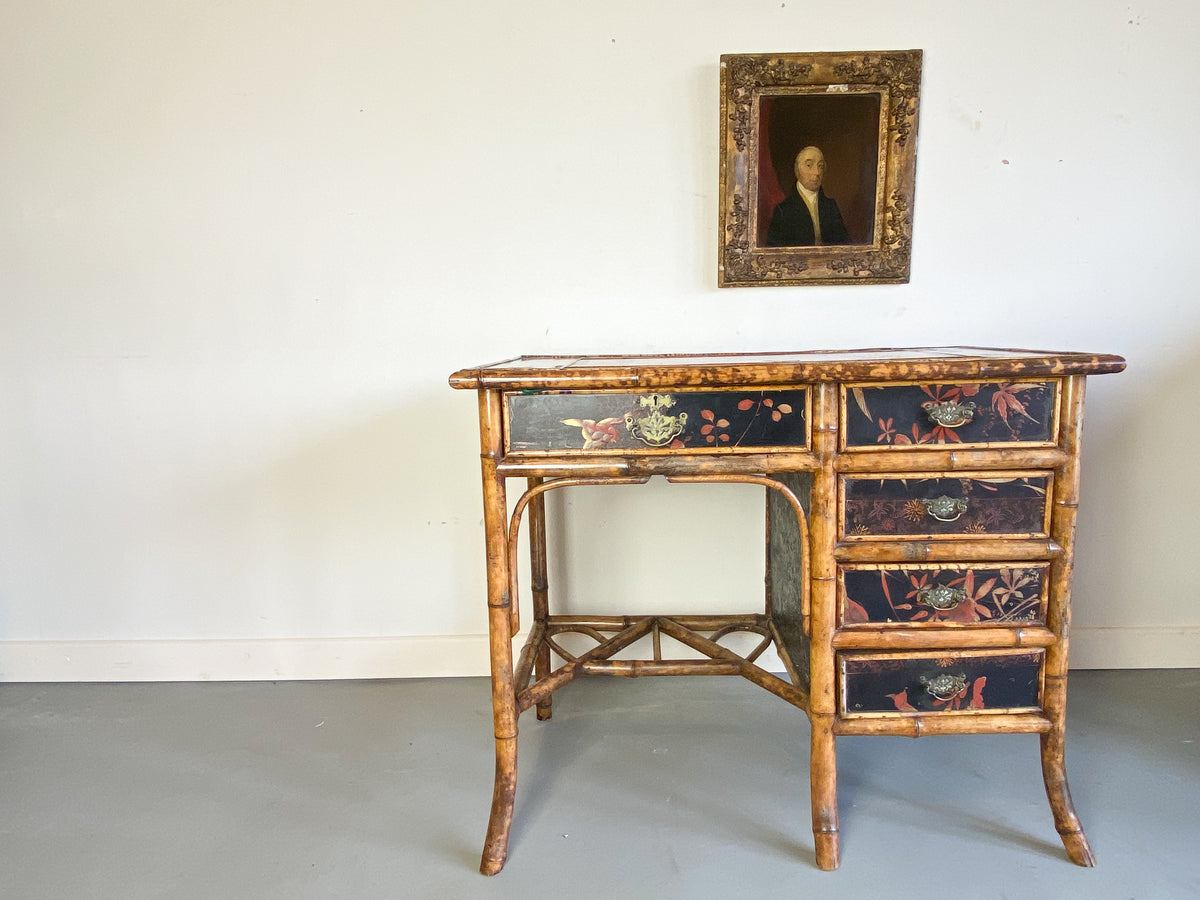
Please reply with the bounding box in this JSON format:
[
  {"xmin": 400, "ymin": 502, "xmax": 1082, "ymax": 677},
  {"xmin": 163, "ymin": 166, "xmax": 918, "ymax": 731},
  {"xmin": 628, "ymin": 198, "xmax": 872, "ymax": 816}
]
[{"xmin": 2, "ymin": 1, "xmax": 1197, "ymax": 680}]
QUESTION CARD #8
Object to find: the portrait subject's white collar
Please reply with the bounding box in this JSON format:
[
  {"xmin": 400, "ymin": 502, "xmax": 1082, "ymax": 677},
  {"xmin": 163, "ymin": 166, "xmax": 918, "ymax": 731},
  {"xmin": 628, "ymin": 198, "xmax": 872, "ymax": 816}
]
[{"xmin": 796, "ymin": 182, "xmax": 820, "ymax": 204}]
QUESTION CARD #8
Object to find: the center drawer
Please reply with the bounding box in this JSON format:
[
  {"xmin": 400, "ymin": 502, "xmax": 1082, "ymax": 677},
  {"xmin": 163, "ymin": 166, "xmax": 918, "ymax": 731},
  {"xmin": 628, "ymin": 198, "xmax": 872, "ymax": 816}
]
[
  {"xmin": 504, "ymin": 388, "xmax": 810, "ymax": 453},
  {"xmin": 840, "ymin": 471, "xmax": 1052, "ymax": 540}
]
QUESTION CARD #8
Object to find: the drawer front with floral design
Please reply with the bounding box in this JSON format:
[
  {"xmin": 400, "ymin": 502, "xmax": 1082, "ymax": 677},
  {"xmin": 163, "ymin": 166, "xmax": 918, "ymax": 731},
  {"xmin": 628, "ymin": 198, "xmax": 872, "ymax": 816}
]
[
  {"xmin": 504, "ymin": 389, "xmax": 809, "ymax": 453},
  {"xmin": 839, "ymin": 564, "xmax": 1050, "ymax": 627},
  {"xmin": 839, "ymin": 649, "xmax": 1044, "ymax": 716},
  {"xmin": 840, "ymin": 472, "xmax": 1052, "ymax": 540},
  {"xmin": 842, "ymin": 380, "xmax": 1059, "ymax": 449}
]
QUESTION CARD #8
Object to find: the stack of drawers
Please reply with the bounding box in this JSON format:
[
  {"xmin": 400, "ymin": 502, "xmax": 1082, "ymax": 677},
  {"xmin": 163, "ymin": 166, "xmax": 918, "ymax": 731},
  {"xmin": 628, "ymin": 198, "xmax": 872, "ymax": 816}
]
[{"xmin": 831, "ymin": 378, "xmax": 1065, "ymax": 733}]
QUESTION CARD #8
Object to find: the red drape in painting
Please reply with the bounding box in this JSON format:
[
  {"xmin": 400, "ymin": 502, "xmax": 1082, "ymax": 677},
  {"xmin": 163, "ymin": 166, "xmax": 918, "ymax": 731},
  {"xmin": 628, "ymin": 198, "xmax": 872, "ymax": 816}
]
[{"xmin": 757, "ymin": 99, "xmax": 785, "ymax": 245}]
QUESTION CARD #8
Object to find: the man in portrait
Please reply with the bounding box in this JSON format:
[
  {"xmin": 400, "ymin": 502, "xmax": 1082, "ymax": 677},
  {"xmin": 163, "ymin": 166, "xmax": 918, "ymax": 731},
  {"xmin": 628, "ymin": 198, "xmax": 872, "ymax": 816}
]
[{"xmin": 765, "ymin": 146, "xmax": 851, "ymax": 247}]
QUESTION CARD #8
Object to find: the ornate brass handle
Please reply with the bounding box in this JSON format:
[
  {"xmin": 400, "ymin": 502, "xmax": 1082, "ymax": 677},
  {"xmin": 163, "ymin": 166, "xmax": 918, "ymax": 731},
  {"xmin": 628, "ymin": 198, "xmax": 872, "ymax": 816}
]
[
  {"xmin": 923, "ymin": 399, "xmax": 976, "ymax": 428},
  {"xmin": 624, "ymin": 394, "xmax": 687, "ymax": 448},
  {"xmin": 916, "ymin": 584, "xmax": 967, "ymax": 611},
  {"xmin": 921, "ymin": 672, "xmax": 967, "ymax": 701},
  {"xmin": 921, "ymin": 495, "xmax": 968, "ymax": 522}
]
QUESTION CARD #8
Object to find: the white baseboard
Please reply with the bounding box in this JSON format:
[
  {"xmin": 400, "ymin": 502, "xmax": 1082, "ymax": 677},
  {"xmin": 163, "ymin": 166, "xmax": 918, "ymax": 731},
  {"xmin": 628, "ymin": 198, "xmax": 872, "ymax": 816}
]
[
  {"xmin": 1069, "ymin": 625, "xmax": 1200, "ymax": 670},
  {"xmin": 0, "ymin": 635, "xmax": 491, "ymax": 682},
  {"xmin": 0, "ymin": 626, "xmax": 1196, "ymax": 682}
]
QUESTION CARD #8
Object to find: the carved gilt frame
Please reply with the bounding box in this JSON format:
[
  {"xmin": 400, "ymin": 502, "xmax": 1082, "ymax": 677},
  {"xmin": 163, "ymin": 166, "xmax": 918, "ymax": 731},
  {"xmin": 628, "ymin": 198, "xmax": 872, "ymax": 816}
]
[{"xmin": 718, "ymin": 50, "xmax": 922, "ymax": 287}]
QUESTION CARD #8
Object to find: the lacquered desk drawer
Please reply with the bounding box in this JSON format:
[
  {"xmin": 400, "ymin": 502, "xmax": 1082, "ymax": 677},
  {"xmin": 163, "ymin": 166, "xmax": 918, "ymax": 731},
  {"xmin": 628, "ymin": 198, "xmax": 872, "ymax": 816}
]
[
  {"xmin": 840, "ymin": 472, "xmax": 1052, "ymax": 540},
  {"xmin": 839, "ymin": 649, "xmax": 1044, "ymax": 716},
  {"xmin": 505, "ymin": 389, "xmax": 809, "ymax": 453},
  {"xmin": 839, "ymin": 564, "xmax": 1049, "ymax": 627},
  {"xmin": 841, "ymin": 381, "xmax": 1059, "ymax": 449}
]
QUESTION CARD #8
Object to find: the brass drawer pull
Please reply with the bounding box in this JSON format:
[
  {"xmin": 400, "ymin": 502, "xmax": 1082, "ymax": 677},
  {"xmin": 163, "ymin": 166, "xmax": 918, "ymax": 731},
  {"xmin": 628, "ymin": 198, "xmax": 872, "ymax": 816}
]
[
  {"xmin": 916, "ymin": 584, "xmax": 967, "ymax": 611},
  {"xmin": 624, "ymin": 394, "xmax": 687, "ymax": 447},
  {"xmin": 921, "ymin": 495, "xmax": 968, "ymax": 522},
  {"xmin": 920, "ymin": 672, "xmax": 968, "ymax": 701},
  {"xmin": 922, "ymin": 399, "xmax": 976, "ymax": 427}
]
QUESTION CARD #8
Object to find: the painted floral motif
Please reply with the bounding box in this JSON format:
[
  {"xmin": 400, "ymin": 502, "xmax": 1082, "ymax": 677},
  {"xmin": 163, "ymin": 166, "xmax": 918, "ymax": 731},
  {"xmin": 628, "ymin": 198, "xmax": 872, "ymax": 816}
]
[
  {"xmin": 843, "ymin": 566, "xmax": 1045, "ymax": 626},
  {"xmin": 842, "ymin": 651, "xmax": 1043, "ymax": 714},
  {"xmin": 886, "ymin": 676, "xmax": 986, "ymax": 711},
  {"xmin": 842, "ymin": 476, "xmax": 1049, "ymax": 537},
  {"xmin": 846, "ymin": 382, "xmax": 1055, "ymax": 447},
  {"xmin": 560, "ymin": 417, "xmax": 622, "ymax": 450},
  {"xmin": 740, "ymin": 395, "xmax": 796, "ymax": 423},
  {"xmin": 687, "ymin": 395, "xmax": 797, "ymax": 446},
  {"xmin": 699, "ymin": 409, "xmax": 731, "ymax": 444}
]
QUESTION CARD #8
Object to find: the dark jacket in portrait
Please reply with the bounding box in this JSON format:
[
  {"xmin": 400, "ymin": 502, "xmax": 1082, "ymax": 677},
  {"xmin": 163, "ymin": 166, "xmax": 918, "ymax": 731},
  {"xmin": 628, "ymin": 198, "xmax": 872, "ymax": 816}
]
[{"xmin": 765, "ymin": 190, "xmax": 851, "ymax": 247}]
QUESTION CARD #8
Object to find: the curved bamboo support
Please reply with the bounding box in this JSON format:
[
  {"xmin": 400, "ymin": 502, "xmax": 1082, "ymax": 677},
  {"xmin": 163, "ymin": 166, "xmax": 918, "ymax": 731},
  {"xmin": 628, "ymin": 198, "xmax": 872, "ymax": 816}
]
[
  {"xmin": 512, "ymin": 622, "xmax": 545, "ymax": 695},
  {"xmin": 506, "ymin": 476, "xmax": 651, "ymax": 636},
  {"xmin": 549, "ymin": 624, "xmax": 612, "ymax": 644},
  {"xmin": 505, "ymin": 474, "xmax": 650, "ymax": 721},
  {"xmin": 665, "ymin": 473, "xmax": 811, "ymax": 635}
]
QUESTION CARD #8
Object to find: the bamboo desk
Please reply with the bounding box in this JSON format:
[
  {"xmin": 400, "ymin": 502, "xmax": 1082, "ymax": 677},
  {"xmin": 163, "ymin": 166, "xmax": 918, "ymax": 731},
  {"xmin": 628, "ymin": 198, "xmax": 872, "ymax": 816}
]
[{"xmin": 450, "ymin": 348, "xmax": 1125, "ymax": 875}]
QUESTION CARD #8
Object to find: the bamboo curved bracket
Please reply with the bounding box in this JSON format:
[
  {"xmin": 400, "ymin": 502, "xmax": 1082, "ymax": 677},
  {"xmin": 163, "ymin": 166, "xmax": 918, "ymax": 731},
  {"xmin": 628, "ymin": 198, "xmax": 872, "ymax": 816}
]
[
  {"xmin": 504, "ymin": 474, "xmax": 812, "ymax": 637},
  {"xmin": 505, "ymin": 476, "xmax": 650, "ymax": 633},
  {"xmin": 666, "ymin": 473, "xmax": 812, "ymax": 636}
]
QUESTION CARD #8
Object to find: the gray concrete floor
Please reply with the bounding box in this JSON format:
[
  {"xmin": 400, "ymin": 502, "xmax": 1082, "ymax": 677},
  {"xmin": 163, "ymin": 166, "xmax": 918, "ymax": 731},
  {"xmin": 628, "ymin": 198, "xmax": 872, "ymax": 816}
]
[{"xmin": 1, "ymin": 670, "xmax": 1197, "ymax": 899}]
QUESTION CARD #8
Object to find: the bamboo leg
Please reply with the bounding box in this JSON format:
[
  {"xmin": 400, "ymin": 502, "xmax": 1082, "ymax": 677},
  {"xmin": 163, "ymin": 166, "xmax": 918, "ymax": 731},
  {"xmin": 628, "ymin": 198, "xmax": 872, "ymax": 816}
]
[
  {"xmin": 481, "ymin": 735, "xmax": 517, "ymax": 876},
  {"xmin": 1040, "ymin": 375, "xmax": 1095, "ymax": 866},
  {"xmin": 481, "ymin": 508, "xmax": 518, "ymax": 872},
  {"xmin": 811, "ymin": 714, "xmax": 840, "ymax": 870},
  {"xmin": 527, "ymin": 477, "xmax": 553, "ymax": 721},
  {"xmin": 479, "ymin": 392, "xmax": 518, "ymax": 876},
  {"xmin": 1041, "ymin": 677, "xmax": 1095, "ymax": 866},
  {"xmin": 809, "ymin": 383, "xmax": 840, "ymax": 870}
]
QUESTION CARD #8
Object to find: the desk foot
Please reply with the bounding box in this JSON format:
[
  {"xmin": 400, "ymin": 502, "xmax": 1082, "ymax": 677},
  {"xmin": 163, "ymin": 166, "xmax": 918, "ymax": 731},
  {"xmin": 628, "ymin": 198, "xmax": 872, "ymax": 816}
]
[
  {"xmin": 480, "ymin": 736, "xmax": 518, "ymax": 876},
  {"xmin": 814, "ymin": 831, "xmax": 840, "ymax": 870},
  {"xmin": 811, "ymin": 714, "xmax": 840, "ymax": 870},
  {"xmin": 477, "ymin": 854, "xmax": 506, "ymax": 878},
  {"xmin": 1059, "ymin": 829, "xmax": 1096, "ymax": 867},
  {"xmin": 1040, "ymin": 730, "xmax": 1095, "ymax": 866},
  {"xmin": 480, "ymin": 853, "xmax": 507, "ymax": 877}
]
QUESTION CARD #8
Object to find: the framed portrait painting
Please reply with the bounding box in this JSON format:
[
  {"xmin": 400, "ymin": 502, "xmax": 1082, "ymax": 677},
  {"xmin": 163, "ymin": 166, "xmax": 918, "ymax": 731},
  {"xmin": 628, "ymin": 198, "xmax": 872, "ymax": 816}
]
[{"xmin": 718, "ymin": 50, "xmax": 922, "ymax": 287}]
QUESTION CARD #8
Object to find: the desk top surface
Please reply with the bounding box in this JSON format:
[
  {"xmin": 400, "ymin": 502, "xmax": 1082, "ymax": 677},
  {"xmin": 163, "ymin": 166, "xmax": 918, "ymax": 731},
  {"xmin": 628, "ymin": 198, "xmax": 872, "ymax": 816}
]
[{"xmin": 449, "ymin": 347, "xmax": 1126, "ymax": 391}]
